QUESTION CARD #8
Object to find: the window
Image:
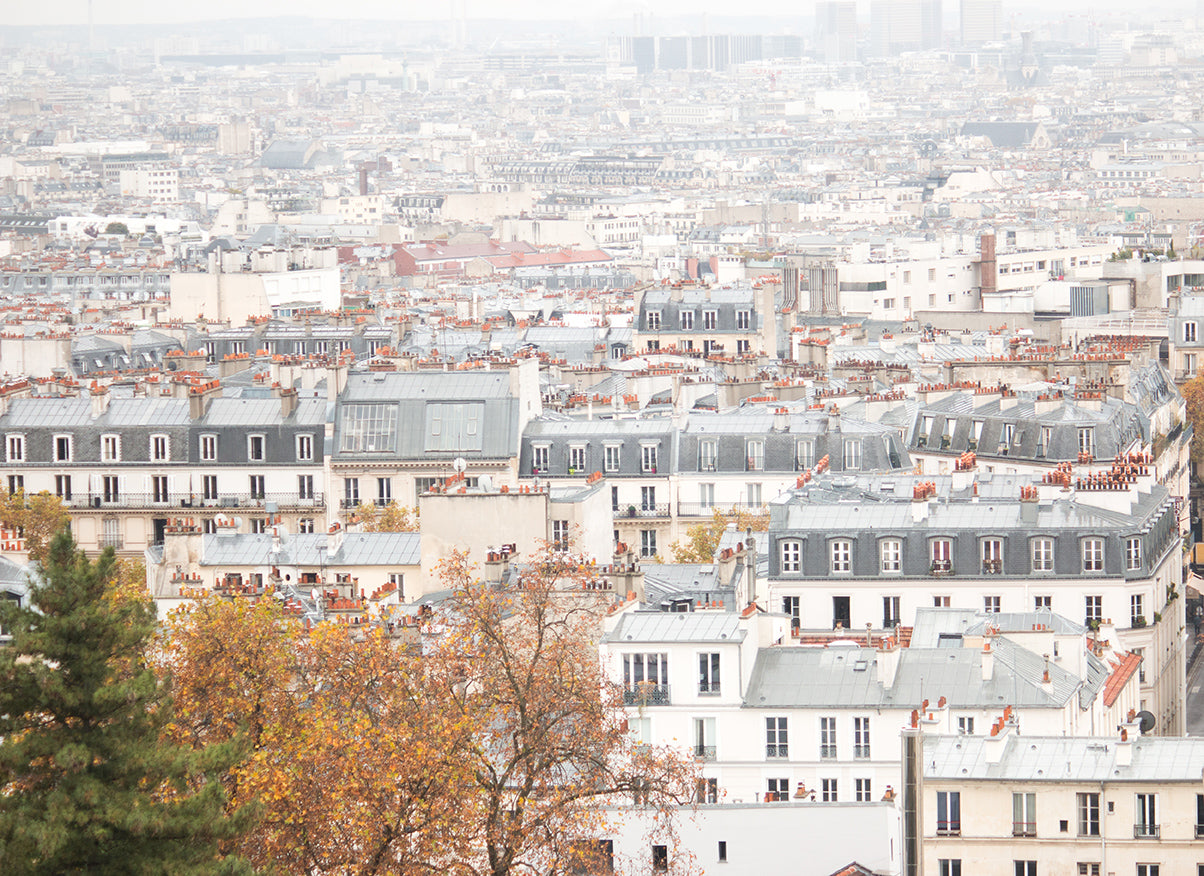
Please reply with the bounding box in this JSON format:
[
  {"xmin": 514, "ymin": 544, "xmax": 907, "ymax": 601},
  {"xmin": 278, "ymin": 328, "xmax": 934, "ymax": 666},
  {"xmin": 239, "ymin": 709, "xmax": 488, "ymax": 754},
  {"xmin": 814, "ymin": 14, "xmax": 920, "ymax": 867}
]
[
  {"xmin": 957, "ymin": 716, "xmax": 974, "ymax": 735},
  {"xmin": 1085, "ymin": 595, "xmax": 1102, "ymax": 626},
  {"xmin": 629, "ymin": 716, "xmax": 651, "ymax": 745},
  {"xmin": 249, "ymin": 475, "xmax": 265, "ymax": 500},
  {"xmin": 1077, "ymin": 866, "xmax": 1099, "ymax": 876},
  {"xmin": 938, "ymin": 862, "xmax": 962, "ymax": 876},
  {"xmin": 765, "ymin": 717, "xmax": 788, "ymax": 758},
  {"xmin": 1082, "ymin": 538, "xmax": 1104, "ymax": 572},
  {"xmin": 640, "ymin": 530, "xmax": 657, "ymax": 558},
  {"xmin": 853, "ymin": 717, "xmax": 870, "ymax": 758},
  {"xmin": 1013, "ymin": 792, "xmax": 1036, "ymax": 836},
  {"xmin": 1131, "ymin": 594, "xmax": 1144, "ymax": 627},
  {"xmin": 604, "ymin": 444, "xmax": 621, "ymax": 472},
  {"xmin": 533, "ymin": 445, "xmax": 549, "ymax": 472},
  {"xmin": 101, "ymin": 434, "xmax": 121, "ymax": 462},
  {"xmin": 679, "ymin": 310, "xmax": 694, "ymax": 330},
  {"xmin": 200, "ymin": 434, "xmax": 217, "ymax": 461},
  {"xmin": 820, "ymin": 716, "xmax": 837, "ymax": 759},
  {"xmin": 1032, "ymin": 538, "xmax": 1054, "ymax": 572},
  {"xmin": 6, "ymin": 434, "xmax": 24, "ymax": 463},
  {"xmin": 7, "ymin": 475, "xmax": 22, "ymax": 494},
  {"xmin": 821, "ymin": 778, "xmax": 838, "ymax": 802},
  {"xmin": 102, "ymin": 476, "xmax": 119, "ymax": 503},
  {"xmin": 880, "ymin": 538, "xmax": 902, "ymax": 573},
  {"xmin": 883, "ymin": 595, "xmax": 900, "ymax": 628},
  {"xmin": 552, "ymin": 520, "xmax": 569, "ymax": 552},
  {"xmin": 296, "ymin": 434, "xmax": 313, "ymax": 461},
  {"xmin": 651, "ymin": 845, "xmax": 668, "ymax": 872},
  {"xmin": 248, "ymin": 435, "xmax": 265, "ymax": 461},
  {"xmin": 693, "ymin": 717, "xmax": 716, "ymax": 760},
  {"xmin": 641, "ymin": 445, "xmax": 658, "ymax": 473},
  {"xmin": 1135, "ymin": 793, "xmax": 1158, "ymax": 837},
  {"xmin": 783, "ymin": 596, "xmax": 800, "ymax": 630},
  {"xmin": 1126, "ymin": 537, "xmax": 1142, "ymax": 570},
  {"xmin": 622, "ymin": 654, "xmax": 668, "ymax": 703},
  {"xmin": 55, "ymin": 474, "xmax": 71, "ymax": 500},
  {"xmin": 298, "ymin": 518, "xmax": 314, "ymax": 534},
  {"xmin": 1035, "ymin": 595, "xmax": 1051, "ymax": 610},
  {"xmin": 981, "ymin": 538, "xmax": 1003, "ymax": 574},
  {"xmin": 151, "ymin": 475, "xmax": 169, "ymax": 503},
  {"xmin": 696, "ymin": 778, "xmax": 718, "ymax": 803},
  {"xmin": 377, "ymin": 478, "xmax": 392, "ymax": 503},
  {"xmin": 1014, "ymin": 863, "xmax": 1036, "ymax": 876},
  {"xmin": 150, "ymin": 434, "xmax": 169, "ymax": 462},
  {"xmin": 344, "ymin": 478, "xmax": 360, "ymax": 505},
  {"xmin": 646, "ymin": 311, "xmax": 661, "ymax": 331},
  {"xmin": 855, "ymin": 778, "xmax": 872, "ymax": 801},
  {"xmin": 780, "ymin": 540, "xmax": 802, "ymax": 573},
  {"xmin": 843, "ymin": 439, "xmax": 861, "ymax": 469},
  {"xmin": 641, "ymin": 485, "xmax": 656, "ymax": 511},
  {"xmin": 934, "ymin": 595, "xmax": 951, "ymax": 607},
  {"xmin": 702, "ymin": 310, "xmax": 717, "ymax": 330},
  {"xmin": 202, "ymin": 475, "xmax": 218, "ymax": 500},
  {"xmin": 698, "ymin": 653, "xmax": 720, "ymax": 695},
  {"xmin": 100, "ymin": 516, "xmax": 121, "ymax": 548},
  {"xmin": 746, "ymin": 440, "xmax": 764, "ymax": 471},
  {"xmin": 698, "ymin": 440, "xmax": 717, "ymax": 471},
  {"xmin": 1078, "ymin": 428, "xmax": 1094, "ymax": 457},
  {"xmin": 298, "ymin": 475, "xmax": 314, "ymax": 499},
  {"xmin": 746, "ymin": 483, "xmax": 762, "ymax": 506},
  {"xmin": 984, "ymin": 596, "xmax": 1001, "ymax": 613},
  {"xmin": 341, "ymin": 403, "xmax": 400, "ymax": 453},
  {"xmin": 699, "ymin": 482, "xmax": 714, "ymax": 509},
  {"xmin": 717, "ymin": 839, "xmax": 727, "ymax": 862},
  {"xmin": 1002, "ymin": 423, "xmax": 1015, "ymax": 446},
  {"xmin": 569, "ymin": 445, "xmax": 586, "ymax": 472},
  {"xmin": 1136, "ymin": 866, "xmax": 1158, "ymax": 876},
  {"xmin": 931, "ymin": 538, "xmax": 952, "ymax": 572},
  {"xmin": 250, "ymin": 518, "xmax": 267, "ymax": 534},
  {"xmin": 796, "ymin": 439, "xmax": 814, "ymax": 470},
  {"xmin": 937, "ymin": 791, "xmax": 961, "ymax": 835},
  {"xmin": 736, "ymin": 310, "xmax": 750, "ymax": 330},
  {"xmin": 54, "ymin": 435, "xmax": 72, "ymax": 462},
  {"xmin": 1187, "ymin": 321, "xmax": 1198, "ymax": 342},
  {"xmin": 766, "ymin": 778, "xmax": 789, "ymax": 802},
  {"xmin": 1076, "ymin": 792, "xmax": 1100, "ymax": 836},
  {"xmin": 830, "ymin": 539, "xmax": 851, "ymax": 573}
]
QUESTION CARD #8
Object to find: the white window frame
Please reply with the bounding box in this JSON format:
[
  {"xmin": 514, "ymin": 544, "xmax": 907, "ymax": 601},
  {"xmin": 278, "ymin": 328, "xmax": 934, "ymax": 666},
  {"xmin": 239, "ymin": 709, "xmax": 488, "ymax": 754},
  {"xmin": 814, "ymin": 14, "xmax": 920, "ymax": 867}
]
[
  {"xmin": 1031, "ymin": 537, "xmax": 1054, "ymax": 572},
  {"xmin": 1126, "ymin": 537, "xmax": 1142, "ymax": 571},
  {"xmin": 532, "ymin": 444, "xmax": 550, "ymax": 472},
  {"xmin": 296, "ymin": 433, "xmax": 314, "ymax": 461},
  {"xmin": 843, "ymin": 439, "xmax": 861, "ymax": 469},
  {"xmin": 780, "ymin": 539, "xmax": 802, "ymax": 573},
  {"xmin": 830, "ymin": 539, "xmax": 852, "ymax": 573},
  {"xmin": 149, "ymin": 433, "xmax": 169, "ymax": 463},
  {"xmin": 646, "ymin": 310, "xmax": 661, "ymax": 331},
  {"xmin": 200, "ymin": 433, "xmax": 218, "ymax": 461},
  {"xmin": 699, "ymin": 440, "xmax": 717, "ymax": 471},
  {"xmin": 603, "ymin": 444, "xmax": 621, "ymax": 472},
  {"xmin": 101, "ymin": 433, "xmax": 121, "ymax": 463},
  {"xmin": 880, "ymin": 538, "xmax": 902, "ymax": 573},
  {"xmin": 641, "ymin": 444, "xmax": 658, "ymax": 474},
  {"xmin": 679, "ymin": 310, "xmax": 694, "ymax": 330},
  {"xmin": 1082, "ymin": 537, "xmax": 1105, "ymax": 573},
  {"xmin": 53, "ymin": 433, "xmax": 72, "ymax": 463},
  {"xmin": 247, "ymin": 433, "xmax": 266, "ymax": 462},
  {"xmin": 5, "ymin": 434, "xmax": 23, "ymax": 463},
  {"xmin": 746, "ymin": 439, "xmax": 764, "ymax": 471},
  {"xmin": 568, "ymin": 444, "xmax": 587, "ymax": 472}
]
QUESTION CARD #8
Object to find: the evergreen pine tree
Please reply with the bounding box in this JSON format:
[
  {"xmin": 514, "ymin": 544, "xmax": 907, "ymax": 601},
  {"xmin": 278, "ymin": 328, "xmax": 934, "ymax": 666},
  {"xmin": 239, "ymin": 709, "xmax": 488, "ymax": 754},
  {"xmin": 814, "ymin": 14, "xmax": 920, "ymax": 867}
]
[{"xmin": 0, "ymin": 530, "xmax": 253, "ymax": 874}]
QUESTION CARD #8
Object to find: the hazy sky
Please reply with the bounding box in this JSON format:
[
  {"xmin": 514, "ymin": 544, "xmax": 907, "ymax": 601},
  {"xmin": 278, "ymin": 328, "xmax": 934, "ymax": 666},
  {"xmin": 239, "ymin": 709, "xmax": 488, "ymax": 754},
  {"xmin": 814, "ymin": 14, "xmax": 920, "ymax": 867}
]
[{"xmin": 9, "ymin": 0, "xmax": 797, "ymax": 27}]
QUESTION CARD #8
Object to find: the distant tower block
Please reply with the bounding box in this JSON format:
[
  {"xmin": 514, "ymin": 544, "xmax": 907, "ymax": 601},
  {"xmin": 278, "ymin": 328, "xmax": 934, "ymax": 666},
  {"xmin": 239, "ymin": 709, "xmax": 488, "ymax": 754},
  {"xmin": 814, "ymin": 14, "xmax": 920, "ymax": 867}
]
[
  {"xmin": 815, "ymin": 0, "xmax": 857, "ymax": 64},
  {"xmin": 960, "ymin": 0, "xmax": 1003, "ymax": 45}
]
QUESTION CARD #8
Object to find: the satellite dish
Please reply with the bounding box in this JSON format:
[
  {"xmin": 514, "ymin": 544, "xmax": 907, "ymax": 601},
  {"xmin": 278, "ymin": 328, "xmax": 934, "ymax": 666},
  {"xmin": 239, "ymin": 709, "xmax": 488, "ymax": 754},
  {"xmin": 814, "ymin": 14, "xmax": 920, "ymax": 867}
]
[
  {"xmin": 452, "ymin": 457, "xmax": 467, "ymax": 473},
  {"xmin": 1136, "ymin": 710, "xmax": 1156, "ymax": 734},
  {"xmin": 233, "ymin": 516, "xmax": 244, "ymax": 528}
]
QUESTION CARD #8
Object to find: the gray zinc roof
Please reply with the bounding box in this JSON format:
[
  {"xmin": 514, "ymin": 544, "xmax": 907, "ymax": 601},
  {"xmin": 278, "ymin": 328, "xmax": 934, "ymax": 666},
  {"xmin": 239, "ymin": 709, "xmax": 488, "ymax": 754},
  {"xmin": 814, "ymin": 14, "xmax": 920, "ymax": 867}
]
[{"xmin": 603, "ymin": 610, "xmax": 745, "ymax": 644}]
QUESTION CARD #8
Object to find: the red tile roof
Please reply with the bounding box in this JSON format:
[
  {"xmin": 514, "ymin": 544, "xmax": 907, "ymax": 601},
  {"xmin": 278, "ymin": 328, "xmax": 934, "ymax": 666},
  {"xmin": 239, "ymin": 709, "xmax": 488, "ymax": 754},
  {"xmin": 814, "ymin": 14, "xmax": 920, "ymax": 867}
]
[{"xmin": 1103, "ymin": 651, "xmax": 1142, "ymax": 707}]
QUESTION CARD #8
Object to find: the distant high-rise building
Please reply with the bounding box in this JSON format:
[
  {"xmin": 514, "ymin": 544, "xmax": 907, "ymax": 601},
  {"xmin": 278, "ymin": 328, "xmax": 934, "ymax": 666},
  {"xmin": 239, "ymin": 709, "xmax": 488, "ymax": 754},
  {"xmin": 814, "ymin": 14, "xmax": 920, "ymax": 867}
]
[
  {"xmin": 870, "ymin": 0, "xmax": 942, "ymax": 56},
  {"xmin": 960, "ymin": 0, "xmax": 1002, "ymax": 45},
  {"xmin": 815, "ymin": 1, "xmax": 858, "ymax": 63}
]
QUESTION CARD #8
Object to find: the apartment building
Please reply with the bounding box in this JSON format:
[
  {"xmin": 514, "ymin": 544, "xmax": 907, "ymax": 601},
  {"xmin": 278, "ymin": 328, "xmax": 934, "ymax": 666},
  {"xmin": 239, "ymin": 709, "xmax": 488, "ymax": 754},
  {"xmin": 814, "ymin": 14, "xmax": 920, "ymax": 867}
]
[
  {"xmin": 633, "ymin": 284, "xmax": 776, "ymax": 358},
  {"xmin": 765, "ymin": 471, "xmax": 1185, "ymax": 734},
  {"xmin": 914, "ymin": 730, "xmax": 1204, "ymax": 876}
]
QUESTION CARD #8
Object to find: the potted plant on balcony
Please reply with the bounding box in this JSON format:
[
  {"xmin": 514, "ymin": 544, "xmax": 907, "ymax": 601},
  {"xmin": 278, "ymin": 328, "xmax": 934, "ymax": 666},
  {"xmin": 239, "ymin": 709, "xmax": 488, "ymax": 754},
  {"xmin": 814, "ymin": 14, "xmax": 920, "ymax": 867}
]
[{"xmin": 627, "ymin": 504, "xmax": 637, "ymax": 518}]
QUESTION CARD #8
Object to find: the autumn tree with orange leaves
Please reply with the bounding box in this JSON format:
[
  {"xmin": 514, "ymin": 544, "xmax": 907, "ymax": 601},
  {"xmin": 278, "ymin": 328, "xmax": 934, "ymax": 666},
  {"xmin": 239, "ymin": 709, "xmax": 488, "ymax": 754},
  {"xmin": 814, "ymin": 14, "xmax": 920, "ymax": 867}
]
[
  {"xmin": 161, "ymin": 545, "xmax": 699, "ymax": 876},
  {"xmin": 435, "ymin": 547, "xmax": 700, "ymax": 876}
]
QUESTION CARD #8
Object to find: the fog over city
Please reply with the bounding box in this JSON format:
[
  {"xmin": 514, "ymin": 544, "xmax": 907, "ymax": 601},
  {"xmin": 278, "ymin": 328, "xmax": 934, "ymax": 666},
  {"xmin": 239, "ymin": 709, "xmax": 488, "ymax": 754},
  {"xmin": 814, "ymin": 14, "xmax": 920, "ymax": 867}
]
[{"xmin": 3, "ymin": 0, "xmax": 1204, "ymax": 873}]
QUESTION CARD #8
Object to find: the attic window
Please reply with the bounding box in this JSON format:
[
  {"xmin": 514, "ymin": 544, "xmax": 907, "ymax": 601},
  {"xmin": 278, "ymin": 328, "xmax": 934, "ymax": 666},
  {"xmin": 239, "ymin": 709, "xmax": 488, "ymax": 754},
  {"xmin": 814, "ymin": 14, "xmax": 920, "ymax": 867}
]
[
  {"xmin": 424, "ymin": 402, "xmax": 484, "ymax": 452},
  {"xmin": 341, "ymin": 403, "xmax": 399, "ymax": 453}
]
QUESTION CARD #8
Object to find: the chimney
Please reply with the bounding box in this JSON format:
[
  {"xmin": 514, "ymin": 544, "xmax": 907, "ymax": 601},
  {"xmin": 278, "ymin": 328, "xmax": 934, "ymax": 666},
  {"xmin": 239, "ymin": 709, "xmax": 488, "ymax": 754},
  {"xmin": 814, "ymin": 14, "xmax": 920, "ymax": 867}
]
[
  {"xmin": 1041, "ymin": 655, "xmax": 1053, "ymax": 693},
  {"xmin": 1115, "ymin": 725, "xmax": 1134, "ymax": 767},
  {"xmin": 983, "ymin": 716, "xmax": 1010, "ymax": 764},
  {"xmin": 326, "ymin": 521, "xmax": 344, "ymax": 558},
  {"xmin": 878, "ymin": 637, "xmax": 901, "ymax": 689},
  {"xmin": 326, "ymin": 359, "xmax": 349, "ymax": 405},
  {"xmin": 981, "ymin": 641, "xmax": 994, "ymax": 682},
  {"xmin": 773, "ymin": 407, "xmax": 790, "ymax": 432},
  {"xmin": 89, "ymin": 385, "xmax": 110, "ymax": 418},
  {"xmin": 188, "ymin": 379, "xmax": 221, "ymax": 420},
  {"xmin": 280, "ymin": 386, "xmax": 298, "ymax": 419}
]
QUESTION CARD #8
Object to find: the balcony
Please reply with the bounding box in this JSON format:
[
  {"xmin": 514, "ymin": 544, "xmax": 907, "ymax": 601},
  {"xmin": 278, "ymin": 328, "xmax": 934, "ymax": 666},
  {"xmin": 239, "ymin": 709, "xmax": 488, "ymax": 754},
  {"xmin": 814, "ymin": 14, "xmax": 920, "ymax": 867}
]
[
  {"xmin": 982, "ymin": 559, "xmax": 1003, "ymax": 575},
  {"xmin": 854, "ymin": 744, "xmax": 871, "ymax": 759},
  {"xmin": 622, "ymin": 683, "xmax": 670, "ymax": 706},
  {"xmin": 820, "ymin": 745, "xmax": 837, "ymax": 760},
  {"xmin": 930, "ymin": 560, "xmax": 953, "ymax": 576},
  {"xmin": 765, "ymin": 744, "xmax": 789, "ymax": 759},
  {"xmin": 1013, "ymin": 822, "xmax": 1037, "ymax": 837},
  {"xmin": 1195, "ymin": 824, "xmax": 1204, "ymax": 839},
  {"xmin": 693, "ymin": 745, "xmax": 716, "ymax": 762},
  {"xmin": 1134, "ymin": 823, "xmax": 1160, "ymax": 839},
  {"xmin": 698, "ymin": 681, "xmax": 721, "ymax": 696},
  {"xmin": 677, "ymin": 502, "xmax": 764, "ymax": 518},
  {"xmin": 72, "ymin": 491, "xmax": 325, "ymax": 511},
  {"xmin": 620, "ymin": 503, "xmax": 670, "ymax": 519},
  {"xmin": 936, "ymin": 821, "xmax": 961, "ymax": 836},
  {"xmin": 98, "ymin": 535, "xmax": 124, "ymax": 549}
]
